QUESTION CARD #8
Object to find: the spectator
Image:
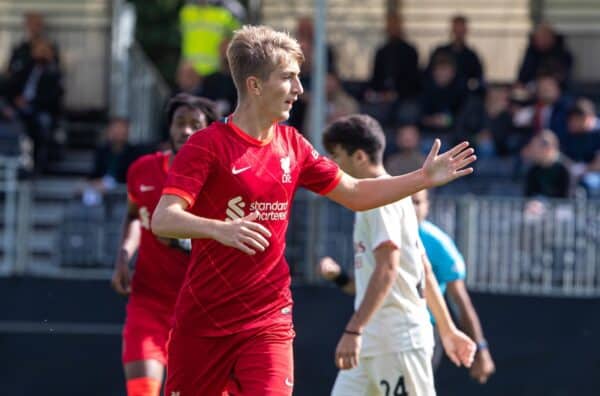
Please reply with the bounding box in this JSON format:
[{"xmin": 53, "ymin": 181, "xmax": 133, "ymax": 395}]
[
  {"xmin": 428, "ymin": 14, "xmax": 484, "ymax": 93},
  {"xmin": 179, "ymin": 0, "xmax": 243, "ymax": 76},
  {"xmin": 420, "ymin": 53, "xmax": 468, "ymax": 137},
  {"xmin": 456, "ymin": 85, "xmax": 515, "ymax": 157},
  {"xmin": 83, "ymin": 118, "xmax": 142, "ymax": 205},
  {"xmin": 531, "ymin": 71, "xmax": 571, "ymax": 143},
  {"xmin": 518, "ymin": 22, "xmax": 573, "ymax": 87},
  {"xmin": 174, "ymin": 61, "xmax": 203, "ymax": 95},
  {"xmin": 288, "ymin": 16, "xmax": 337, "ymax": 130},
  {"xmin": 303, "ymin": 72, "xmax": 359, "ymax": 134},
  {"xmin": 523, "ymin": 129, "xmax": 570, "ymax": 198},
  {"xmin": 7, "ymin": 12, "xmax": 60, "ymax": 78},
  {"xmin": 366, "ymin": 13, "xmax": 420, "ymax": 104},
  {"xmin": 563, "ymin": 99, "xmax": 600, "ymax": 195},
  {"xmin": 384, "ymin": 123, "xmax": 425, "ymax": 175},
  {"xmin": 200, "ymin": 38, "xmax": 237, "ymax": 115},
  {"xmin": 5, "ymin": 39, "xmax": 63, "ymax": 173}
]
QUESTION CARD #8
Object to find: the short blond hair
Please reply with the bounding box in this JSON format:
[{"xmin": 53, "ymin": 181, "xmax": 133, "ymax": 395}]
[{"xmin": 227, "ymin": 25, "xmax": 304, "ymax": 96}]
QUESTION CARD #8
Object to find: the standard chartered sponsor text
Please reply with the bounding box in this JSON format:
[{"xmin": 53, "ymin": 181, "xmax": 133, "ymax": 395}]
[{"xmin": 249, "ymin": 201, "xmax": 288, "ymax": 221}]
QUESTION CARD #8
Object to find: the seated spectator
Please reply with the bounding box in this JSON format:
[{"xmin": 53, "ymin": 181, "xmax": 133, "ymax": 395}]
[
  {"xmin": 427, "ymin": 14, "xmax": 484, "ymax": 93},
  {"xmin": 385, "ymin": 124, "xmax": 425, "ymax": 175},
  {"xmin": 420, "ymin": 54, "xmax": 468, "ymax": 137},
  {"xmin": 174, "ymin": 61, "xmax": 203, "ymax": 95},
  {"xmin": 303, "ymin": 72, "xmax": 359, "ymax": 134},
  {"xmin": 5, "ymin": 39, "xmax": 63, "ymax": 173},
  {"xmin": 523, "ymin": 129, "xmax": 570, "ymax": 198},
  {"xmin": 365, "ymin": 13, "xmax": 420, "ymax": 111},
  {"xmin": 456, "ymin": 85, "xmax": 515, "ymax": 157},
  {"xmin": 200, "ymin": 38, "xmax": 237, "ymax": 115},
  {"xmin": 518, "ymin": 22, "xmax": 573, "ymax": 87},
  {"xmin": 531, "ymin": 70, "xmax": 572, "ymax": 143},
  {"xmin": 83, "ymin": 118, "xmax": 141, "ymax": 205},
  {"xmin": 563, "ymin": 99, "xmax": 600, "ymax": 195}
]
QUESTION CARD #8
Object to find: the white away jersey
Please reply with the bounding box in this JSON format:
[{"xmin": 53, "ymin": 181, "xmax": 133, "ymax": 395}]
[{"xmin": 353, "ymin": 190, "xmax": 434, "ymax": 356}]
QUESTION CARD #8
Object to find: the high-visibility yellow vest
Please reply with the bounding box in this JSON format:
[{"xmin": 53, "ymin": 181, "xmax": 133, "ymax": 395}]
[{"xmin": 179, "ymin": 4, "xmax": 241, "ymax": 76}]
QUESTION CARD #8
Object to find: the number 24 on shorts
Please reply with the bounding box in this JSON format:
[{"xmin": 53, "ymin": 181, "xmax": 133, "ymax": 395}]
[{"xmin": 380, "ymin": 376, "xmax": 408, "ymax": 396}]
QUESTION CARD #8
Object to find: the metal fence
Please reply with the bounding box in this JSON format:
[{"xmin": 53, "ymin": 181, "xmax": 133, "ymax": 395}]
[{"xmin": 2, "ymin": 182, "xmax": 600, "ymax": 297}]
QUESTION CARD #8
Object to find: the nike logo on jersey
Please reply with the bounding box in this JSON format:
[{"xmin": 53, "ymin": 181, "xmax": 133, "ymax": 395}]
[
  {"xmin": 285, "ymin": 378, "xmax": 294, "ymax": 387},
  {"xmin": 140, "ymin": 184, "xmax": 155, "ymax": 192},
  {"xmin": 232, "ymin": 166, "xmax": 251, "ymax": 175}
]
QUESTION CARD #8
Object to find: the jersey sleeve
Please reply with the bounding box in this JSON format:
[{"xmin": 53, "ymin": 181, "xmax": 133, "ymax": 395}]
[
  {"xmin": 366, "ymin": 205, "xmax": 403, "ymax": 252},
  {"xmin": 162, "ymin": 138, "xmax": 216, "ymax": 207},
  {"xmin": 126, "ymin": 158, "xmax": 142, "ymax": 205},
  {"xmin": 297, "ymin": 135, "xmax": 342, "ymax": 195},
  {"xmin": 427, "ymin": 231, "xmax": 466, "ymax": 284}
]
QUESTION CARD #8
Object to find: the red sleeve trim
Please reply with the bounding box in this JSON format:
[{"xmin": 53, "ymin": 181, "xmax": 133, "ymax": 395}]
[
  {"xmin": 318, "ymin": 169, "xmax": 343, "ymax": 195},
  {"xmin": 162, "ymin": 187, "xmax": 195, "ymax": 207}
]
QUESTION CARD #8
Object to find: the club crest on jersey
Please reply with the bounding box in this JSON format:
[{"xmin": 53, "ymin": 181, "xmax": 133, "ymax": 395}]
[{"xmin": 280, "ymin": 156, "xmax": 292, "ymax": 183}]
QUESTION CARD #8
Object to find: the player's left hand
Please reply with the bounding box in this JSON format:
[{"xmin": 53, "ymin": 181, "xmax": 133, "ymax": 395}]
[
  {"xmin": 334, "ymin": 332, "xmax": 362, "ymax": 370},
  {"xmin": 440, "ymin": 328, "xmax": 476, "ymax": 368},
  {"xmin": 469, "ymin": 348, "xmax": 496, "ymax": 383},
  {"xmin": 422, "ymin": 139, "xmax": 476, "ymax": 187}
]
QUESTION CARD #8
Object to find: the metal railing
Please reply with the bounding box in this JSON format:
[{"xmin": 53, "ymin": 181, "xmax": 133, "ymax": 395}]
[
  {"xmin": 2, "ymin": 181, "xmax": 600, "ymax": 297},
  {"xmin": 110, "ymin": 0, "xmax": 171, "ymax": 144}
]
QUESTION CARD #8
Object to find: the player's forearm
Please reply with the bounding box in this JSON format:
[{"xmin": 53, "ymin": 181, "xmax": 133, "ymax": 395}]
[
  {"xmin": 118, "ymin": 215, "xmax": 141, "ymax": 260},
  {"xmin": 447, "ymin": 281, "xmax": 486, "ymax": 343},
  {"xmin": 424, "ymin": 261, "xmax": 457, "ymax": 335},
  {"xmin": 151, "ymin": 204, "xmax": 221, "ymax": 240},
  {"xmin": 345, "ymin": 264, "xmax": 396, "ymax": 332},
  {"xmin": 332, "ymin": 170, "xmax": 430, "ymax": 212}
]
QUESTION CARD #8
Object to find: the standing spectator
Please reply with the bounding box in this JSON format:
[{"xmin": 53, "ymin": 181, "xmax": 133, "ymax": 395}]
[
  {"xmin": 7, "ymin": 11, "xmax": 60, "ymax": 78},
  {"xmin": 523, "ymin": 130, "xmax": 570, "ymax": 198},
  {"xmin": 5, "ymin": 39, "xmax": 63, "ymax": 173},
  {"xmin": 200, "ymin": 38, "xmax": 237, "ymax": 115},
  {"xmin": 421, "ymin": 54, "xmax": 468, "ymax": 138},
  {"xmin": 518, "ymin": 22, "xmax": 573, "ymax": 87},
  {"xmin": 179, "ymin": 0, "xmax": 243, "ymax": 76},
  {"xmin": 428, "ymin": 15, "xmax": 484, "ymax": 92},
  {"xmin": 385, "ymin": 124, "xmax": 425, "ymax": 175},
  {"xmin": 365, "ymin": 13, "xmax": 420, "ymax": 125}
]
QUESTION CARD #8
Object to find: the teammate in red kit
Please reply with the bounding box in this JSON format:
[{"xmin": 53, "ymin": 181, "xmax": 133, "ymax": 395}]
[
  {"xmin": 151, "ymin": 25, "xmax": 476, "ymax": 396},
  {"xmin": 110, "ymin": 93, "xmax": 219, "ymax": 396}
]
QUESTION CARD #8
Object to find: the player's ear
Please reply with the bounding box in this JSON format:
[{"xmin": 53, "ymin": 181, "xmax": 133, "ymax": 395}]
[
  {"xmin": 246, "ymin": 76, "xmax": 262, "ymax": 96},
  {"xmin": 353, "ymin": 149, "xmax": 368, "ymax": 163}
]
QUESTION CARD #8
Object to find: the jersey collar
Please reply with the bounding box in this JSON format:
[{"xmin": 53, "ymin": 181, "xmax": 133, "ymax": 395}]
[{"xmin": 225, "ymin": 115, "xmax": 275, "ymax": 147}]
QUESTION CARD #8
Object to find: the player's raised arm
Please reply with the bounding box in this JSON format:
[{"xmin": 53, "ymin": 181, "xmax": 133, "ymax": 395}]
[
  {"xmin": 326, "ymin": 139, "xmax": 475, "ymax": 212},
  {"xmin": 151, "ymin": 194, "xmax": 271, "ymax": 256}
]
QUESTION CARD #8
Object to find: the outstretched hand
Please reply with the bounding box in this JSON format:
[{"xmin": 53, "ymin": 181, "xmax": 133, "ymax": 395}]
[{"xmin": 422, "ymin": 139, "xmax": 476, "ymax": 187}]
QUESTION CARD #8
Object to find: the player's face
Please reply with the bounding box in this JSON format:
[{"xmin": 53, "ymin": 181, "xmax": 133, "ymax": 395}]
[
  {"xmin": 170, "ymin": 106, "xmax": 208, "ymax": 153},
  {"xmin": 259, "ymin": 57, "xmax": 303, "ymax": 122},
  {"xmin": 329, "ymin": 145, "xmax": 359, "ymax": 177},
  {"xmin": 411, "ymin": 189, "xmax": 429, "ymax": 224}
]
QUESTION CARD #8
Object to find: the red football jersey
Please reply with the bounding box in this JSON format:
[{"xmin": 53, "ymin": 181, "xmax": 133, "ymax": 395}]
[
  {"xmin": 163, "ymin": 119, "xmax": 342, "ymax": 336},
  {"xmin": 127, "ymin": 152, "xmax": 189, "ymax": 310}
]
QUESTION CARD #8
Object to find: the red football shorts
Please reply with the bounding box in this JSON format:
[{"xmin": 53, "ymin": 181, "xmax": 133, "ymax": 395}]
[
  {"xmin": 122, "ymin": 299, "xmax": 173, "ymax": 366},
  {"xmin": 164, "ymin": 323, "xmax": 295, "ymax": 396}
]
